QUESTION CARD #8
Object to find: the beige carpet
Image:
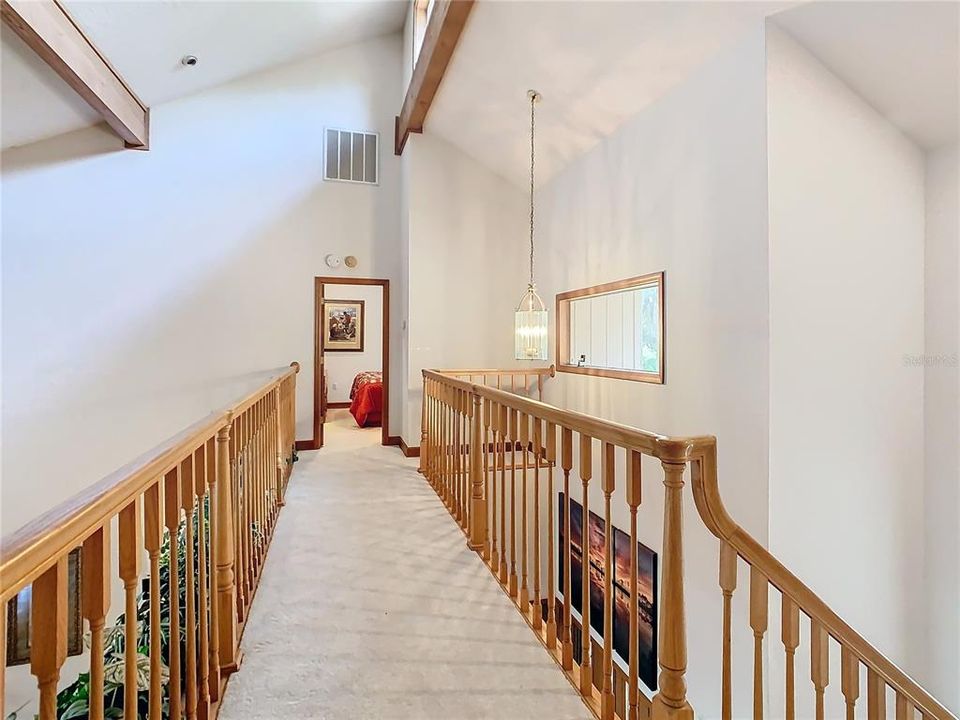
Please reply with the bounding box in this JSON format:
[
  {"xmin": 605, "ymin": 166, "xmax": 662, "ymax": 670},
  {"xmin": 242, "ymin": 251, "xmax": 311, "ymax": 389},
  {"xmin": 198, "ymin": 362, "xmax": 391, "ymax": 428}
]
[{"xmin": 218, "ymin": 412, "xmax": 593, "ymax": 719}]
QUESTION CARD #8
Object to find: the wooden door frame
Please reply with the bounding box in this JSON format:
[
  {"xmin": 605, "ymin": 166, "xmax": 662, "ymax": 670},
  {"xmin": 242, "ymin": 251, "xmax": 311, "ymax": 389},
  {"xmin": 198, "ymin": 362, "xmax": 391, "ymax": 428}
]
[{"xmin": 297, "ymin": 276, "xmax": 391, "ymax": 450}]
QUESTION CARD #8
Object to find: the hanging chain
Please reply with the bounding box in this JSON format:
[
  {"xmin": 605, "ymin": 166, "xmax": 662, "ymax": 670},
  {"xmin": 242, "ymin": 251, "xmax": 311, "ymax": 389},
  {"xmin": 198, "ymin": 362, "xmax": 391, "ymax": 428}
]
[{"xmin": 529, "ymin": 91, "xmax": 536, "ymax": 288}]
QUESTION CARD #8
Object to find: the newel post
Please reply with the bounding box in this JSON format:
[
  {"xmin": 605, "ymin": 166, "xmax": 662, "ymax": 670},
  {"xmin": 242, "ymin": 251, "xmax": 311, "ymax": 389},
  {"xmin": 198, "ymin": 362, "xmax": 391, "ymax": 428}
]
[
  {"xmin": 467, "ymin": 392, "xmax": 486, "ymax": 551},
  {"xmin": 651, "ymin": 458, "xmax": 695, "ymax": 720},
  {"xmin": 215, "ymin": 417, "xmax": 240, "ymax": 672}
]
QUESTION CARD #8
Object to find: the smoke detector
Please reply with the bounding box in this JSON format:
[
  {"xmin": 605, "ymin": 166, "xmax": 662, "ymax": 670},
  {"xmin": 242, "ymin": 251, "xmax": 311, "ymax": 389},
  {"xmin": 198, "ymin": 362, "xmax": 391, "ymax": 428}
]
[{"xmin": 325, "ymin": 254, "xmax": 342, "ymax": 269}]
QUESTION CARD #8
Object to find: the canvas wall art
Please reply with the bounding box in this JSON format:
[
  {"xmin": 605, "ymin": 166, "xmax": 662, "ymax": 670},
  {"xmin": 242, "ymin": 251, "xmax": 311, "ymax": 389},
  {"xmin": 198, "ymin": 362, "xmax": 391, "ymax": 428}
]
[
  {"xmin": 559, "ymin": 493, "xmax": 658, "ymax": 692},
  {"xmin": 6, "ymin": 547, "xmax": 83, "ymax": 666},
  {"xmin": 323, "ymin": 299, "xmax": 364, "ymax": 352}
]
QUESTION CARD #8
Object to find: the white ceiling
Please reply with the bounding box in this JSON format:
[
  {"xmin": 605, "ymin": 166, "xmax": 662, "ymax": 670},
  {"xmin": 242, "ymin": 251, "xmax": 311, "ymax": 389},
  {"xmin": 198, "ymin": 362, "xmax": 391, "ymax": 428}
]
[
  {"xmin": 428, "ymin": 1, "xmax": 959, "ymax": 188},
  {"xmin": 773, "ymin": 1, "xmax": 959, "ymax": 150},
  {"xmin": 1, "ymin": 0, "xmax": 406, "ymax": 150},
  {"xmin": 426, "ymin": 1, "xmax": 789, "ymax": 188}
]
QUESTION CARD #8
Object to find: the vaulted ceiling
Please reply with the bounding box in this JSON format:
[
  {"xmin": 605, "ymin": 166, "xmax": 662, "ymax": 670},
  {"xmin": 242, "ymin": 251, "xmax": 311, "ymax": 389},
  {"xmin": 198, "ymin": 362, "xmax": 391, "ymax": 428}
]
[
  {"xmin": 425, "ymin": 0, "xmax": 959, "ymax": 188},
  {"xmin": 1, "ymin": 0, "xmax": 406, "ymax": 150}
]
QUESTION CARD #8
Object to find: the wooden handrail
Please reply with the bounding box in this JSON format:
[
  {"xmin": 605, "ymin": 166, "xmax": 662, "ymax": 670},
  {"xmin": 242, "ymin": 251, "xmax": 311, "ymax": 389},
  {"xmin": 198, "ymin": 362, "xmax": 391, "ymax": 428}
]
[
  {"xmin": 0, "ymin": 362, "xmax": 300, "ymax": 720},
  {"xmin": 422, "ymin": 368, "xmax": 956, "ymax": 720},
  {"xmin": 689, "ymin": 447, "xmax": 956, "ymax": 720}
]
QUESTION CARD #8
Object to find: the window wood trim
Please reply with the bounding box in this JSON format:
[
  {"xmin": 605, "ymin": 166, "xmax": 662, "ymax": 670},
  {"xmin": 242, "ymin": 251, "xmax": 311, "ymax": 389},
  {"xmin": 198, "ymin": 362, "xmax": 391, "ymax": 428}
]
[{"xmin": 555, "ymin": 271, "xmax": 665, "ymax": 384}]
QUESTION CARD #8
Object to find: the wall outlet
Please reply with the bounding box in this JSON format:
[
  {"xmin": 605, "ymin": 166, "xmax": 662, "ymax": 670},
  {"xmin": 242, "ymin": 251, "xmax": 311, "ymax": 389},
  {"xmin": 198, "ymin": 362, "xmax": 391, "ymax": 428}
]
[{"xmin": 331, "ymin": 382, "xmax": 338, "ymax": 390}]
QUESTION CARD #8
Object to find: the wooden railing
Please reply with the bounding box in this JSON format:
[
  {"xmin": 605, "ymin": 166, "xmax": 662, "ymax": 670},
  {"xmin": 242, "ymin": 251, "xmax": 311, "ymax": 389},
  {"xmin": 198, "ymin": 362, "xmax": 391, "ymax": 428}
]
[
  {"xmin": 421, "ymin": 368, "xmax": 956, "ymax": 720},
  {"xmin": 0, "ymin": 363, "xmax": 299, "ymax": 720}
]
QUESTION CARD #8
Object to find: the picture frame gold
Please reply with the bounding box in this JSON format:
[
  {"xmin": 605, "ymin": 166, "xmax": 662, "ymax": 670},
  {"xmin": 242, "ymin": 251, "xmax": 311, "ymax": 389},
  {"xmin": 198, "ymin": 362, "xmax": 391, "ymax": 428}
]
[{"xmin": 322, "ymin": 299, "xmax": 365, "ymax": 352}]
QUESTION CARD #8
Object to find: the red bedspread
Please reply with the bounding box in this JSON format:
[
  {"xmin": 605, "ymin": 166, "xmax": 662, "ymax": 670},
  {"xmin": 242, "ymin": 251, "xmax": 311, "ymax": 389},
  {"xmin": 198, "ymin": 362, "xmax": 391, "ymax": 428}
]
[{"xmin": 349, "ymin": 372, "xmax": 383, "ymax": 428}]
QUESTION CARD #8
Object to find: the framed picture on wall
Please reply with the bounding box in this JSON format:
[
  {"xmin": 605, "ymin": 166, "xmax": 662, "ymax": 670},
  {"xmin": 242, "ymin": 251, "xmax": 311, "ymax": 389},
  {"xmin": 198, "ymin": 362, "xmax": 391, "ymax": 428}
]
[
  {"xmin": 323, "ymin": 299, "xmax": 365, "ymax": 352},
  {"xmin": 6, "ymin": 547, "xmax": 83, "ymax": 666}
]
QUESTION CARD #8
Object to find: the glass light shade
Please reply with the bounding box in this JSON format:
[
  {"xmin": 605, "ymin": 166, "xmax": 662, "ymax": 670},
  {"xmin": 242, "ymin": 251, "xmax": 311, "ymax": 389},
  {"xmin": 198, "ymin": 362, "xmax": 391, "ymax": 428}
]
[{"xmin": 514, "ymin": 285, "xmax": 549, "ymax": 360}]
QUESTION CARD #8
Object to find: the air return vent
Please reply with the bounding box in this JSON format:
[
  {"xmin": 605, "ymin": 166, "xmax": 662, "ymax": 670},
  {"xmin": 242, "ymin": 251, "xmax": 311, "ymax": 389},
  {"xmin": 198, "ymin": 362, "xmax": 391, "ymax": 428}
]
[{"xmin": 324, "ymin": 128, "xmax": 378, "ymax": 185}]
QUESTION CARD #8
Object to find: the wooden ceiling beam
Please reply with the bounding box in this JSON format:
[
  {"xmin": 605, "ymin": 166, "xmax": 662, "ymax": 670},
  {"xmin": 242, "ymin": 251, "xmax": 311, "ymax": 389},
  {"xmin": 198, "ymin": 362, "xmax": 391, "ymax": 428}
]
[
  {"xmin": 2, "ymin": 0, "xmax": 149, "ymax": 149},
  {"xmin": 395, "ymin": 0, "xmax": 474, "ymax": 155}
]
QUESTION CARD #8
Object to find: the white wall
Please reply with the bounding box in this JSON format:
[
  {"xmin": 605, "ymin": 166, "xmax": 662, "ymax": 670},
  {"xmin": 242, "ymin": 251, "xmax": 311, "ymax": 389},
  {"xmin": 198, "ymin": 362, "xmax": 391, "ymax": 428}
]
[
  {"xmin": 766, "ymin": 22, "xmax": 926, "ymax": 699},
  {"xmin": 923, "ymin": 142, "xmax": 959, "ymax": 711},
  {"xmin": 2, "ymin": 30, "xmax": 402, "ymax": 713},
  {"xmin": 535, "ymin": 26, "xmax": 769, "ymax": 718},
  {"xmin": 1, "ymin": 32, "xmax": 402, "ymax": 532},
  {"xmin": 323, "ymin": 283, "xmax": 383, "ymax": 404}
]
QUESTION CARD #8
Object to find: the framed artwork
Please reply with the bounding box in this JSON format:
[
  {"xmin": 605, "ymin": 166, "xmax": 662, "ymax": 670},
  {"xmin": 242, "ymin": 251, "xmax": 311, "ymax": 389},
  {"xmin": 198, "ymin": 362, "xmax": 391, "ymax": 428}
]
[
  {"xmin": 323, "ymin": 299, "xmax": 365, "ymax": 352},
  {"xmin": 6, "ymin": 547, "xmax": 83, "ymax": 666},
  {"xmin": 559, "ymin": 493, "xmax": 658, "ymax": 692}
]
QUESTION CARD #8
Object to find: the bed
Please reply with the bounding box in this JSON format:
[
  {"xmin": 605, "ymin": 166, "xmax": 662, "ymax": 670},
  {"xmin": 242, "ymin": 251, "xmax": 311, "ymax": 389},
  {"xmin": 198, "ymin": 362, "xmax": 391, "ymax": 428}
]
[{"xmin": 349, "ymin": 371, "xmax": 383, "ymax": 428}]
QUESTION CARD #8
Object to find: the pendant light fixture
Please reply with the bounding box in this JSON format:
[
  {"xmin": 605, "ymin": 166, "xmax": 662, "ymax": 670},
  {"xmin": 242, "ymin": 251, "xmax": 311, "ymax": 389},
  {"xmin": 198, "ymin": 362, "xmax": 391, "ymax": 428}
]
[{"xmin": 514, "ymin": 89, "xmax": 549, "ymax": 361}]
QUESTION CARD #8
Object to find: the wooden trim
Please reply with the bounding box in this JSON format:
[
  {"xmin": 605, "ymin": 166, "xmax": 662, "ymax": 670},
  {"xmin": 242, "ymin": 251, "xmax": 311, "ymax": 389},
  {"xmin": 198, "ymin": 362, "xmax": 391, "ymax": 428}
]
[
  {"xmin": 395, "ymin": 0, "xmax": 475, "ymax": 155},
  {"xmin": 1, "ymin": 0, "xmax": 149, "ymax": 149},
  {"xmin": 310, "ymin": 277, "xmax": 391, "ymax": 449},
  {"xmin": 386, "ymin": 435, "xmax": 401, "ymax": 446},
  {"xmin": 555, "ymin": 271, "xmax": 665, "ymax": 385},
  {"xmin": 398, "ymin": 438, "xmax": 420, "ymax": 458},
  {"xmin": 326, "ymin": 401, "xmax": 351, "ymax": 410}
]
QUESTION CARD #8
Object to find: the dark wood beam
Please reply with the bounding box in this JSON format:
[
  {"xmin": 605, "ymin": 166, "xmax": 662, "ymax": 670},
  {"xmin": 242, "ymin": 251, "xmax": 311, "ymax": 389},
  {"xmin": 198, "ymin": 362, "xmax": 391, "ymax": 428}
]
[
  {"xmin": 2, "ymin": 0, "xmax": 149, "ymax": 149},
  {"xmin": 395, "ymin": 0, "xmax": 474, "ymax": 155}
]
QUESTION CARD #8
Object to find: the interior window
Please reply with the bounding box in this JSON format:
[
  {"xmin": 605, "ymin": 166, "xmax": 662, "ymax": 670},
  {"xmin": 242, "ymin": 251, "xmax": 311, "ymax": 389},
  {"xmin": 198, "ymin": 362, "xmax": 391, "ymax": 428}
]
[{"xmin": 556, "ymin": 272, "xmax": 664, "ymax": 383}]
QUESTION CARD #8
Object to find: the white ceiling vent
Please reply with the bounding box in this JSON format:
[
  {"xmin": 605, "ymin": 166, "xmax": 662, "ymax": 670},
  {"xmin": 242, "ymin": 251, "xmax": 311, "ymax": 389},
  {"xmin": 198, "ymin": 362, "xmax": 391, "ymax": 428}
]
[{"xmin": 324, "ymin": 128, "xmax": 379, "ymax": 185}]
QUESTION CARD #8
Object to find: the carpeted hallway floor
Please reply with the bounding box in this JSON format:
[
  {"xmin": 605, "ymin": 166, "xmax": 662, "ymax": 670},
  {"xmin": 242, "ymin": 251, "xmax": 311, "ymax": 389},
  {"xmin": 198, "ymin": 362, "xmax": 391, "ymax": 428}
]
[{"xmin": 218, "ymin": 411, "xmax": 593, "ymax": 719}]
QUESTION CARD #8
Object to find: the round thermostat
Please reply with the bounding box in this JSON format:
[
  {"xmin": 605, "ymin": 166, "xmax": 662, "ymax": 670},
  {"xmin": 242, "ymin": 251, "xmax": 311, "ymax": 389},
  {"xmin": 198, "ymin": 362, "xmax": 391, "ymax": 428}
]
[
  {"xmin": 325, "ymin": 254, "xmax": 342, "ymax": 269},
  {"xmin": 344, "ymin": 255, "xmax": 358, "ymax": 268}
]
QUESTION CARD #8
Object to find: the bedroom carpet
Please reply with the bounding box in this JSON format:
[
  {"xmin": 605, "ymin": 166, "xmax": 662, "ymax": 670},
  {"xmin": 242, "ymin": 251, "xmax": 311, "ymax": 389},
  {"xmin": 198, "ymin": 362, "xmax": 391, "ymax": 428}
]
[{"xmin": 217, "ymin": 416, "xmax": 592, "ymax": 720}]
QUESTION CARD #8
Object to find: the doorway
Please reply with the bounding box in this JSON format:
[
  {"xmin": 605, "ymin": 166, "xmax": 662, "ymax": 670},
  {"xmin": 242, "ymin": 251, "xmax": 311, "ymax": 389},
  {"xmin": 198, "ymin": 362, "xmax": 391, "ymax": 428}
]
[{"xmin": 305, "ymin": 276, "xmax": 390, "ymax": 450}]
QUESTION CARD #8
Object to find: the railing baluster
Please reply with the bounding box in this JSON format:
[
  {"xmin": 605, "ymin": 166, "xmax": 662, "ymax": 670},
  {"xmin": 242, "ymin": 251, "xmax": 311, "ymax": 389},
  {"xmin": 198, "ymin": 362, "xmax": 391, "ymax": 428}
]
[
  {"xmin": 206, "ymin": 437, "xmax": 222, "ymax": 701},
  {"xmin": 545, "ymin": 421, "xmax": 558, "ymax": 650},
  {"xmin": 30, "ymin": 558, "xmax": 68, "ymax": 720},
  {"xmin": 195, "ymin": 445, "xmax": 211, "ymax": 719},
  {"xmin": 579, "ymin": 433, "xmax": 593, "ymax": 696},
  {"xmin": 165, "ymin": 467, "xmax": 183, "ymax": 720},
  {"xmin": 484, "ymin": 397, "xmax": 493, "ymax": 564},
  {"xmin": 868, "ymin": 669, "xmax": 887, "ymax": 720},
  {"xmin": 811, "ymin": 620, "xmax": 829, "ymax": 720},
  {"xmin": 182, "ymin": 455, "xmax": 199, "ymax": 720},
  {"xmin": 750, "ymin": 566, "xmax": 769, "ymax": 720},
  {"xmin": 531, "ymin": 416, "xmax": 543, "ymax": 632},
  {"xmin": 145, "ymin": 481, "xmax": 165, "ymax": 719},
  {"xmin": 601, "ymin": 442, "xmax": 616, "ymax": 720},
  {"xmin": 897, "ymin": 693, "xmax": 916, "ymax": 720},
  {"xmin": 499, "ymin": 404, "xmax": 509, "ymax": 585},
  {"xmin": 626, "ymin": 450, "xmax": 643, "ymax": 720},
  {"xmin": 519, "ymin": 411, "xmax": 530, "ymax": 612},
  {"xmin": 463, "ymin": 390, "xmax": 471, "ymax": 531},
  {"xmin": 488, "ymin": 399, "xmax": 499, "ymax": 570},
  {"xmin": 119, "ymin": 497, "xmax": 142, "ymax": 720},
  {"xmin": 561, "ymin": 427, "xmax": 574, "ymax": 670},
  {"xmin": 509, "ymin": 408, "xmax": 519, "ymax": 598},
  {"xmin": 81, "ymin": 526, "xmax": 110, "ymax": 720},
  {"xmin": 719, "ymin": 542, "xmax": 737, "ymax": 720},
  {"xmin": 842, "ymin": 647, "xmax": 860, "ymax": 720},
  {"xmin": 782, "ymin": 595, "xmax": 800, "ymax": 720},
  {"xmin": 454, "ymin": 390, "xmax": 461, "ymax": 524}
]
